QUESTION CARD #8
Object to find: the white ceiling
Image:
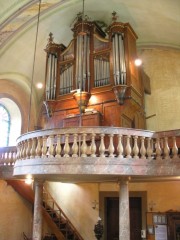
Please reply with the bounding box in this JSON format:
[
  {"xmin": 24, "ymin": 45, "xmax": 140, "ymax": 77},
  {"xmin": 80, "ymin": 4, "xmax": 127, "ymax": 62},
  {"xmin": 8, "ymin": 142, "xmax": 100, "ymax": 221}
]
[{"xmin": 0, "ymin": 0, "xmax": 180, "ymax": 102}]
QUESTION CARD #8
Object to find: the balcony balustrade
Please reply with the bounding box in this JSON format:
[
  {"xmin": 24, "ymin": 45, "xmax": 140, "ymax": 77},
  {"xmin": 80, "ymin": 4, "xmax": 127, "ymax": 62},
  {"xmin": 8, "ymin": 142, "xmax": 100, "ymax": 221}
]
[{"xmin": 0, "ymin": 127, "xmax": 179, "ymax": 181}]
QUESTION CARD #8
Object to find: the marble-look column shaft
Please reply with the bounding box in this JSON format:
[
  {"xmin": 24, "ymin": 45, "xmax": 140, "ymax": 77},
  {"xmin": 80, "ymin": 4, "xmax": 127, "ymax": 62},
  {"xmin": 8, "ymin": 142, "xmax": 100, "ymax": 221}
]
[
  {"xmin": 119, "ymin": 180, "xmax": 130, "ymax": 240},
  {"xmin": 32, "ymin": 180, "xmax": 43, "ymax": 240}
]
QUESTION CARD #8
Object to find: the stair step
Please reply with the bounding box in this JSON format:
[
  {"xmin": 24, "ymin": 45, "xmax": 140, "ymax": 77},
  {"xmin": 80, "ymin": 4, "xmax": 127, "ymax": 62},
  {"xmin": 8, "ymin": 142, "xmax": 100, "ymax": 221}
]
[{"xmin": 43, "ymin": 189, "xmax": 83, "ymax": 240}]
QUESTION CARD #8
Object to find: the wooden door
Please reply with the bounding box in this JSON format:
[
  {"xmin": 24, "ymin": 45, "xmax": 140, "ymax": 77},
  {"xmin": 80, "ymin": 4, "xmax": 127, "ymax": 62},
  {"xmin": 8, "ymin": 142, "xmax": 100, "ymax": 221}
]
[
  {"xmin": 129, "ymin": 197, "xmax": 142, "ymax": 240},
  {"xmin": 106, "ymin": 197, "xmax": 142, "ymax": 240}
]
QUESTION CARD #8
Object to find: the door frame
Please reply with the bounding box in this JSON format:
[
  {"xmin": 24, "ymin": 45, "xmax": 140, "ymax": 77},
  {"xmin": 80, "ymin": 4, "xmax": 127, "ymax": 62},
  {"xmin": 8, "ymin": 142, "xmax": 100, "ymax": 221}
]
[{"xmin": 99, "ymin": 191, "xmax": 147, "ymax": 240}]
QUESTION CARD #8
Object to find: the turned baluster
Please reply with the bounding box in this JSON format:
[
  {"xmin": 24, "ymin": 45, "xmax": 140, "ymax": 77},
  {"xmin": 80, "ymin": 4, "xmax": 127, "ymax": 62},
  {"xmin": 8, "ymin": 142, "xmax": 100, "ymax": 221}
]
[
  {"xmin": 164, "ymin": 137, "xmax": 170, "ymax": 160},
  {"xmin": 22, "ymin": 141, "xmax": 27, "ymax": 159},
  {"xmin": 21, "ymin": 142, "xmax": 25, "ymax": 160},
  {"xmin": 48, "ymin": 135, "xmax": 55, "ymax": 157},
  {"xmin": 140, "ymin": 137, "xmax": 146, "ymax": 159},
  {"xmin": 36, "ymin": 137, "xmax": 42, "ymax": 158},
  {"xmin": 55, "ymin": 134, "xmax": 62, "ymax": 158},
  {"xmin": 147, "ymin": 137, "xmax": 153, "ymax": 160},
  {"xmin": 6, "ymin": 151, "xmax": 11, "ymax": 165},
  {"xmin": 108, "ymin": 134, "xmax": 115, "ymax": 157},
  {"xmin": 3, "ymin": 151, "xmax": 8, "ymax": 165},
  {"xmin": 4, "ymin": 152, "xmax": 8, "ymax": 165},
  {"xmin": 72, "ymin": 134, "xmax": 78, "ymax": 157},
  {"xmin": 117, "ymin": 134, "xmax": 124, "ymax": 158},
  {"xmin": 0, "ymin": 152, "xmax": 2, "ymax": 164},
  {"xmin": 99, "ymin": 134, "xmax": 105, "ymax": 157},
  {"xmin": 42, "ymin": 136, "xmax": 48, "ymax": 157},
  {"xmin": 8, "ymin": 150, "xmax": 13, "ymax": 165},
  {"xmin": 91, "ymin": 133, "xmax": 97, "ymax": 157},
  {"xmin": 133, "ymin": 136, "xmax": 139, "ymax": 159},
  {"xmin": 16, "ymin": 143, "xmax": 20, "ymax": 160},
  {"xmin": 9, "ymin": 151, "xmax": 14, "ymax": 165},
  {"xmin": 1, "ymin": 152, "xmax": 5, "ymax": 165},
  {"xmin": 30, "ymin": 138, "xmax": 36, "ymax": 159},
  {"xmin": 172, "ymin": 136, "xmax": 178, "ymax": 159},
  {"xmin": 11, "ymin": 151, "xmax": 16, "ymax": 165},
  {"xmin": 81, "ymin": 133, "xmax": 87, "ymax": 157},
  {"xmin": 155, "ymin": 138, "xmax": 162, "ymax": 160},
  {"xmin": 125, "ymin": 135, "xmax": 132, "ymax": 158},
  {"xmin": 9, "ymin": 151, "xmax": 15, "ymax": 165},
  {"xmin": 19, "ymin": 141, "xmax": 24, "ymax": 160},
  {"xmin": 20, "ymin": 142, "xmax": 24, "ymax": 160},
  {"xmin": 63, "ymin": 134, "xmax": 70, "ymax": 157},
  {"xmin": 26, "ymin": 139, "xmax": 31, "ymax": 159}
]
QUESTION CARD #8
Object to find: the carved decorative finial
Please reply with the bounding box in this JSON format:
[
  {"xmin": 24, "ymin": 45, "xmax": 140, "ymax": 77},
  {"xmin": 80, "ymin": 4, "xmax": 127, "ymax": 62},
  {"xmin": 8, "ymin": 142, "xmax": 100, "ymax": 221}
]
[
  {"xmin": 46, "ymin": 32, "xmax": 54, "ymax": 49},
  {"xmin": 48, "ymin": 32, "xmax": 54, "ymax": 43},
  {"xmin": 112, "ymin": 11, "xmax": 118, "ymax": 22}
]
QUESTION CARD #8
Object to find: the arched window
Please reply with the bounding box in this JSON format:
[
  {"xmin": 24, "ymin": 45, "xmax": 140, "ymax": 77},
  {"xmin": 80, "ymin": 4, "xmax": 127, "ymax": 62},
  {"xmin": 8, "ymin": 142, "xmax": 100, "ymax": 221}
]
[{"xmin": 0, "ymin": 104, "xmax": 10, "ymax": 147}]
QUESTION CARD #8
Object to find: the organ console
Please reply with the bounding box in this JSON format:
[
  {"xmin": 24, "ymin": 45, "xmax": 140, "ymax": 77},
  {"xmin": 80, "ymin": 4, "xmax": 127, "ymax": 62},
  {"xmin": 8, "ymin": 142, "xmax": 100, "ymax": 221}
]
[{"xmin": 42, "ymin": 11, "xmax": 147, "ymax": 129}]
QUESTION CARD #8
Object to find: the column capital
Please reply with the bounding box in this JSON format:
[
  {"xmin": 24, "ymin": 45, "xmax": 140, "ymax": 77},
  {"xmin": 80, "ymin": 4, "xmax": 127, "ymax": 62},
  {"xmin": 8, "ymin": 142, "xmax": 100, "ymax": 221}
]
[
  {"xmin": 117, "ymin": 176, "xmax": 131, "ymax": 185},
  {"xmin": 34, "ymin": 179, "xmax": 44, "ymax": 186}
]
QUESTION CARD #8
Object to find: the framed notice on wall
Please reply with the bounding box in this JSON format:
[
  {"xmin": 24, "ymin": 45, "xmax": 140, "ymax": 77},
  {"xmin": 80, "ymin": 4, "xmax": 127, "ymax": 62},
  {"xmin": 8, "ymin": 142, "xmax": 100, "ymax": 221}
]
[
  {"xmin": 153, "ymin": 214, "xmax": 167, "ymax": 224},
  {"xmin": 155, "ymin": 224, "xmax": 167, "ymax": 240}
]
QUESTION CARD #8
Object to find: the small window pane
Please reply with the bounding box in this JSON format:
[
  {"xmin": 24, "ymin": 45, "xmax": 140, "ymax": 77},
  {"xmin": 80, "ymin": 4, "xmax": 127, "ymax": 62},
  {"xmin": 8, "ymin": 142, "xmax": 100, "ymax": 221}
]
[{"xmin": 0, "ymin": 104, "xmax": 10, "ymax": 147}]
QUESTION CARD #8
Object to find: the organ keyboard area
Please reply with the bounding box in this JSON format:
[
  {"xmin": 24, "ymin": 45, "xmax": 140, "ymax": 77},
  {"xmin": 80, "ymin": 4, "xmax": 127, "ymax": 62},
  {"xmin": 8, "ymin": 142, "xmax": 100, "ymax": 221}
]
[{"xmin": 42, "ymin": 11, "xmax": 146, "ymax": 130}]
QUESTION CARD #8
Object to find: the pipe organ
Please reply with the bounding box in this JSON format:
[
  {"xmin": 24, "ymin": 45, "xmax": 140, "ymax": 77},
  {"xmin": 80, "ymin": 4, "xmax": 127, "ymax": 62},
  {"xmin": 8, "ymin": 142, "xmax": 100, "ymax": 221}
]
[
  {"xmin": 46, "ymin": 52, "xmax": 58, "ymax": 100},
  {"xmin": 112, "ymin": 33, "xmax": 126, "ymax": 85},
  {"xmin": 43, "ymin": 12, "xmax": 146, "ymax": 129}
]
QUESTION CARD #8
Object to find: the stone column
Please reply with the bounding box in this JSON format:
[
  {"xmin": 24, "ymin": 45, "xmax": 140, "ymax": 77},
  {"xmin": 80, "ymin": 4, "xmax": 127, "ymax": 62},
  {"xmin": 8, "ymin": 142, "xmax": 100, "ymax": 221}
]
[
  {"xmin": 119, "ymin": 179, "xmax": 130, "ymax": 240},
  {"xmin": 32, "ymin": 180, "xmax": 43, "ymax": 240}
]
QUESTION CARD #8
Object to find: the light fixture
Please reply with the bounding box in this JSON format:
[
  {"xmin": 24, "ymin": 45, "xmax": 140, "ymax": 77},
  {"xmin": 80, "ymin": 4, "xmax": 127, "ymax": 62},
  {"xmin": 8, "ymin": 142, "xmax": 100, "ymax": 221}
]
[
  {"xmin": 92, "ymin": 200, "xmax": 99, "ymax": 210},
  {"xmin": 25, "ymin": 175, "xmax": 33, "ymax": 185},
  {"xmin": 134, "ymin": 58, "xmax": 142, "ymax": 66},
  {"xmin": 148, "ymin": 200, "xmax": 156, "ymax": 211},
  {"xmin": 36, "ymin": 82, "xmax": 43, "ymax": 89}
]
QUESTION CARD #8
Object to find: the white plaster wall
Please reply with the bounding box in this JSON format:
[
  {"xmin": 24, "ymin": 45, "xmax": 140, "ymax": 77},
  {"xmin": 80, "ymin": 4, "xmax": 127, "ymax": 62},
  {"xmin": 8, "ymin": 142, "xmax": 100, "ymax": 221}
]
[
  {"xmin": 140, "ymin": 48, "xmax": 180, "ymax": 131},
  {"xmin": 46, "ymin": 182, "xmax": 99, "ymax": 240},
  {"xmin": 0, "ymin": 180, "xmax": 32, "ymax": 240}
]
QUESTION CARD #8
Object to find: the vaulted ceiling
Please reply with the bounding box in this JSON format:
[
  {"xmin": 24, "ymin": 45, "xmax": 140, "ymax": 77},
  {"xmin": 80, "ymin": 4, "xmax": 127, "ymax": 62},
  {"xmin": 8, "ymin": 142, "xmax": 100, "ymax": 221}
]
[{"xmin": 0, "ymin": 0, "xmax": 180, "ymax": 103}]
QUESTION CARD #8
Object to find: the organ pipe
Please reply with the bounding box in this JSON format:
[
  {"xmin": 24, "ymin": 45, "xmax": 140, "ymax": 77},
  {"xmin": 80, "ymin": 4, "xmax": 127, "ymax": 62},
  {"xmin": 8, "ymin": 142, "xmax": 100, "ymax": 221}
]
[
  {"xmin": 94, "ymin": 56, "xmax": 110, "ymax": 87},
  {"xmin": 112, "ymin": 33, "xmax": 126, "ymax": 85},
  {"xmin": 44, "ymin": 12, "xmax": 138, "ymax": 103},
  {"xmin": 45, "ymin": 53, "xmax": 58, "ymax": 100},
  {"xmin": 76, "ymin": 34, "xmax": 90, "ymax": 92}
]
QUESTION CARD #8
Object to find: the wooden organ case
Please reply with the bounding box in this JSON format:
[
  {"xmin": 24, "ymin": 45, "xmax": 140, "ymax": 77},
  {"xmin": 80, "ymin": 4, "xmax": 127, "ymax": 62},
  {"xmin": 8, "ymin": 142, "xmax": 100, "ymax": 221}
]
[{"xmin": 41, "ymin": 12, "xmax": 146, "ymax": 129}]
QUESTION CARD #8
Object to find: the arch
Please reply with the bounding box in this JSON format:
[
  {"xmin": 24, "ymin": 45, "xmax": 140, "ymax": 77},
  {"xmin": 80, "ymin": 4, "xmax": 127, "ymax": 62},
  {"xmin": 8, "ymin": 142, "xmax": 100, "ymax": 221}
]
[
  {"xmin": 0, "ymin": 104, "xmax": 10, "ymax": 147},
  {"xmin": 0, "ymin": 98, "xmax": 21, "ymax": 146}
]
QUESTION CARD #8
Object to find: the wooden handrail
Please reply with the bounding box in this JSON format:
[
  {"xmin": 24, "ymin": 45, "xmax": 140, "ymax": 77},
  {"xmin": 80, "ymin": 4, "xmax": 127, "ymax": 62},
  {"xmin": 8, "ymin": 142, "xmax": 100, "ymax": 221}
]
[{"xmin": 43, "ymin": 187, "xmax": 84, "ymax": 240}]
